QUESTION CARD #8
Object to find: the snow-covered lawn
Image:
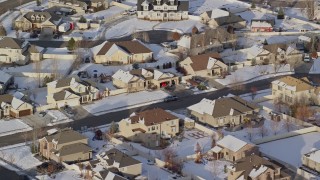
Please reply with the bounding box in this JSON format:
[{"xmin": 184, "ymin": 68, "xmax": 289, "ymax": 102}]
[
  {"xmin": 30, "ymin": 87, "xmax": 47, "ymax": 106},
  {"xmin": 83, "ymin": 6, "xmax": 125, "ymax": 20},
  {"xmin": 83, "ymin": 90, "xmax": 169, "ymax": 115},
  {"xmin": 46, "ymin": 110, "xmax": 73, "ymax": 126},
  {"xmin": 0, "ymin": 119, "xmax": 32, "ymax": 137},
  {"xmin": 216, "ymin": 64, "xmax": 292, "ymax": 86},
  {"xmin": 81, "ymin": 125, "xmax": 110, "ymax": 155},
  {"xmin": 309, "ymin": 59, "xmax": 320, "ymax": 74},
  {"xmin": 0, "ymin": 145, "xmax": 41, "ymax": 170},
  {"xmin": 37, "ymin": 170, "xmax": 81, "ymax": 180},
  {"xmin": 12, "ymin": 77, "xmax": 39, "ymax": 89},
  {"xmin": 105, "ymin": 17, "xmax": 205, "ymax": 39},
  {"xmin": 193, "ymin": 87, "xmax": 217, "ymax": 95},
  {"xmin": 68, "ymin": 28, "xmax": 102, "ymax": 40},
  {"xmin": 259, "ymin": 132, "xmax": 320, "ymax": 168},
  {"xmin": 189, "ymin": 0, "xmax": 249, "ymax": 15},
  {"xmin": 239, "ymin": 89, "xmax": 272, "ymax": 102},
  {"xmin": 237, "ymin": 35, "xmax": 299, "ymax": 48},
  {"xmin": 183, "ymin": 160, "xmax": 231, "ymax": 180},
  {"xmin": 3, "ymin": 59, "xmax": 74, "ymax": 76}
]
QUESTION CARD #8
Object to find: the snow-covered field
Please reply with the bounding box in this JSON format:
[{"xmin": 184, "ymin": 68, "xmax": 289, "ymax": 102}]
[
  {"xmin": 189, "ymin": 0, "xmax": 249, "ymax": 15},
  {"xmin": 0, "ymin": 145, "xmax": 42, "ymax": 170},
  {"xmin": 216, "ymin": 64, "xmax": 292, "ymax": 86},
  {"xmin": 83, "ymin": 6, "xmax": 125, "ymax": 20},
  {"xmin": 83, "ymin": 90, "xmax": 169, "ymax": 115},
  {"xmin": 105, "ymin": 17, "xmax": 205, "ymax": 39},
  {"xmin": 184, "ymin": 160, "xmax": 231, "ymax": 180},
  {"xmin": 309, "ymin": 59, "xmax": 320, "ymax": 74},
  {"xmin": 0, "ymin": 119, "xmax": 32, "ymax": 137},
  {"xmin": 259, "ymin": 132, "xmax": 320, "ymax": 168}
]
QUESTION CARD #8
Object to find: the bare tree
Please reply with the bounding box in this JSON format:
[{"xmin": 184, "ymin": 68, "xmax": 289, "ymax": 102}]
[
  {"xmin": 258, "ymin": 124, "xmax": 268, "ymax": 138},
  {"xmin": 52, "ymin": 59, "xmax": 59, "ymax": 80},
  {"xmin": 270, "ymin": 120, "xmax": 280, "ymax": 135},
  {"xmin": 250, "ymin": 86, "xmax": 258, "ymax": 100},
  {"xmin": 142, "ymin": 32, "xmax": 150, "ymax": 43},
  {"xmin": 7, "ymin": 154, "xmax": 16, "ymax": 164},
  {"xmin": 230, "ymin": 76, "xmax": 244, "ymax": 91},
  {"xmin": 0, "ymin": 151, "xmax": 7, "ymax": 159},
  {"xmin": 33, "ymin": 61, "xmax": 42, "ymax": 88},
  {"xmin": 303, "ymin": 0, "xmax": 316, "ymax": 20},
  {"xmin": 284, "ymin": 118, "xmax": 292, "ymax": 132},
  {"xmin": 211, "ymin": 134, "xmax": 216, "ymax": 148},
  {"xmin": 209, "ymin": 161, "xmax": 218, "ymax": 179},
  {"xmin": 295, "ymin": 105, "xmax": 314, "ymax": 121},
  {"xmin": 246, "ymin": 122, "xmax": 254, "ymax": 141}
]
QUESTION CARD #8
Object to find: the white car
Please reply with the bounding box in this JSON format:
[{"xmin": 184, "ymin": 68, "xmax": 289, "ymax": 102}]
[{"xmin": 304, "ymin": 54, "xmax": 310, "ymax": 62}]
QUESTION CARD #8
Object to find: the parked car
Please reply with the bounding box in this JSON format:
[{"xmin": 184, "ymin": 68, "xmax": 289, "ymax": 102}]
[
  {"xmin": 164, "ymin": 95, "xmax": 178, "ymax": 102},
  {"xmin": 304, "ymin": 53, "xmax": 310, "ymax": 62}
]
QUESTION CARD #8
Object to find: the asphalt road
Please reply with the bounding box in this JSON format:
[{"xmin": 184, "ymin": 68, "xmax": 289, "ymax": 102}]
[{"xmin": 0, "ymin": 73, "xmax": 316, "ymax": 148}]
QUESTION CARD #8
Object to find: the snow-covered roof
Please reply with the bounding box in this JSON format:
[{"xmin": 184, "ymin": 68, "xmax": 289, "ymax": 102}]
[
  {"xmin": 206, "ymin": 9, "xmax": 229, "ymax": 19},
  {"xmin": 112, "ymin": 69, "xmax": 135, "ymax": 83},
  {"xmin": 217, "ymin": 135, "xmax": 248, "ymax": 152},
  {"xmin": 187, "ymin": 98, "xmax": 215, "ymax": 115},
  {"xmin": 47, "ymin": 128, "xmax": 58, "ymax": 135},
  {"xmin": 11, "ymin": 97, "xmax": 25, "ymax": 110},
  {"xmin": 177, "ymin": 35, "xmax": 191, "ymax": 49},
  {"xmin": 248, "ymin": 165, "xmax": 268, "ymax": 178},
  {"xmin": 105, "ymin": 44, "xmax": 130, "ymax": 57},
  {"xmin": 153, "ymin": 69, "xmax": 174, "ymax": 80},
  {"xmin": 251, "ymin": 21, "xmax": 272, "ymax": 28},
  {"xmin": 210, "ymin": 146, "xmax": 223, "ymax": 153}
]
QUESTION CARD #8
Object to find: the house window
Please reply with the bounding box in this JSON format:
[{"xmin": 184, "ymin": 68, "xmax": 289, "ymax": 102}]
[
  {"xmin": 41, "ymin": 16, "xmax": 45, "ymax": 21},
  {"xmin": 226, "ymin": 152, "xmax": 228, "ymax": 155},
  {"xmin": 171, "ymin": 121, "xmax": 174, "ymax": 125},
  {"xmin": 36, "ymin": 16, "xmax": 40, "ymax": 20},
  {"xmin": 281, "ymin": 54, "xmax": 284, "ymax": 59},
  {"xmin": 148, "ymin": 128, "xmax": 150, "ymax": 131},
  {"xmin": 152, "ymin": 126, "xmax": 155, "ymax": 130},
  {"xmin": 31, "ymin": 16, "xmax": 35, "ymax": 20},
  {"xmin": 278, "ymin": 86, "xmax": 282, "ymax": 91},
  {"xmin": 144, "ymin": 5, "xmax": 148, "ymax": 10}
]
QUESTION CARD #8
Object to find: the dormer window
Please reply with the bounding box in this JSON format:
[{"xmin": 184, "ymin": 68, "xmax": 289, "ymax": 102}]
[
  {"xmin": 156, "ymin": 0, "xmax": 161, "ymax": 5},
  {"xmin": 31, "ymin": 15, "xmax": 35, "ymax": 20},
  {"xmin": 144, "ymin": 5, "xmax": 148, "ymax": 10},
  {"xmin": 169, "ymin": 0, "xmax": 174, "ymax": 5},
  {"xmin": 36, "ymin": 15, "xmax": 40, "ymax": 20},
  {"xmin": 41, "ymin": 15, "xmax": 45, "ymax": 21}
]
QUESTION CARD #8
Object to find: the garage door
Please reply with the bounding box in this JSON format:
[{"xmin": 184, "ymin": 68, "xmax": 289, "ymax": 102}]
[
  {"xmin": 19, "ymin": 109, "xmax": 31, "ymax": 117},
  {"xmin": 42, "ymin": 27, "xmax": 53, "ymax": 35}
]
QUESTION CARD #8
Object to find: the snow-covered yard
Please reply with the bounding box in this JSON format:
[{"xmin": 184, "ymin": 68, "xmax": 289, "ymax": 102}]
[
  {"xmin": 309, "ymin": 59, "xmax": 320, "ymax": 74},
  {"xmin": 105, "ymin": 17, "xmax": 205, "ymax": 39},
  {"xmin": 83, "ymin": 6, "xmax": 125, "ymax": 20},
  {"xmin": 46, "ymin": 110, "xmax": 73, "ymax": 126},
  {"xmin": 0, "ymin": 119, "xmax": 32, "ymax": 137},
  {"xmin": 216, "ymin": 64, "xmax": 292, "ymax": 86},
  {"xmin": 83, "ymin": 90, "xmax": 169, "ymax": 115},
  {"xmin": 37, "ymin": 170, "xmax": 81, "ymax": 180},
  {"xmin": 259, "ymin": 132, "xmax": 320, "ymax": 168},
  {"xmin": 0, "ymin": 144, "xmax": 41, "ymax": 170},
  {"xmin": 189, "ymin": 0, "xmax": 249, "ymax": 15}
]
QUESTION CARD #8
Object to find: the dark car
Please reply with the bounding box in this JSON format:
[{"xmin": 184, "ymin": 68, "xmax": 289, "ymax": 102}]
[{"xmin": 164, "ymin": 95, "xmax": 178, "ymax": 102}]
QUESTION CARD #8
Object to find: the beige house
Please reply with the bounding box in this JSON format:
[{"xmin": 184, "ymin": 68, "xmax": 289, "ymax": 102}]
[
  {"xmin": 0, "ymin": 93, "xmax": 33, "ymax": 118},
  {"xmin": 228, "ymin": 154, "xmax": 291, "ymax": 180},
  {"xmin": 187, "ymin": 96, "xmax": 260, "ymax": 128},
  {"xmin": 15, "ymin": 11, "xmax": 62, "ymax": 34},
  {"xmin": 92, "ymin": 40, "xmax": 153, "ymax": 64},
  {"xmin": 49, "ymin": 0, "xmax": 88, "ymax": 14},
  {"xmin": 118, "ymin": 108, "xmax": 180, "ymax": 148},
  {"xmin": 179, "ymin": 53, "xmax": 228, "ymax": 77},
  {"xmin": 47, "ymin": 77, "xmax": 101, "ymax": 108},
  {"xmin": 39, "ymin": 129, "xmax": 92, "ymax": 163},
  {"xmin": 200, "ymin": 9, "xmax": 246, "ymax": 29},
  {"xmin": 0, "ymin": 37, "xmax": 30, "ymax": 65},
  {"xmin": 96, "ymin": 148, "xmax": 142, "ymax": 179},
  {"xmin": 112, "ymin": 68, "xmax": 179, "ymax": 92},
  {"xmin": 93, "ymin": 170, "xmax": 127, "ymax": 180},
  {"xmin": 263, "ymin": 43, "xmax": 303, "ymax": 65},
  {"xmin": 29, "ymin": 45, "xmax": 44, "ymax": 61},
  {"xmin": 271, "ymin": 76, "xmax": 316, "ymax": 105},
  {"xmin": 177, "ymin": 28, "xmax": 236, "ymax": 56},
  {"xmin": 209, "ymin": 135, "xmax": 258, "ymax": 162},
  {"xmin": 137, "ymin": 0, "xmax": 189, "ymax": 21},
  {"xmin": 302, "ymin": 149, "xmax": 320, "ymax": 173}
]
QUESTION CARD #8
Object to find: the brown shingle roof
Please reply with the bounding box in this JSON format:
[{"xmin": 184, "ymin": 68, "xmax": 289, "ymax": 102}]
[
  {"xmin": 45, "ymin": 129, "xmax": 87, "ymax": 145},
  {"xmin": 130, "ymin": 108, "xmax": 178, "ymax": 126},
  {"xmin": 102, "ymin": 148, "xmax": 141, "ymax": 168},
  {"xmin": 0, "ymin": 37, "xmax": 24, "ymax": 49},
  {"xmin": 97, "ymin": 41, "xmax": 152, "ymax": 55},
  {"xmin": 59, "ymin": 142, "xmax": 92, "ymax": 156},
  {"xmin": 275, "ymin": 76, "xmax": 314, "ymax": 92},
  {"xmin": 188, "ymin": 53, "xmax": 222, "ymax": 71}
]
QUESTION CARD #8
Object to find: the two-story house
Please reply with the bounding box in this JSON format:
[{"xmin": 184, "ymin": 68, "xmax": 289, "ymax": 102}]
[
  {"xmin": 15, "ymin": 11, "xmax": 62, "ymax": 34},
  {"xmin": 271, "ymin": 76, "xmax": 316, "ymax": 105},
  {"xmin": 137, "ymin": 0, "xmax": 189, "ymax": 21},
  {"xmin": 39, "ymin": 128, "xmax": 92, "ymax": 163},
  {"xmin": 47, "ymin": 76, "xmax": 101, "ymax": 108},
  {"xmin": 96, "ymin": 148, "xmax": 142, "ymax": 179},
  {"xmin": 263, "ymin": 43, "xmax": 303, "ymax": 65},
  {"xmin": 302, "ymin": 149, "xmax": 320, "ymax": 173},
  {"xmin": 200, "ymin": 9, "xmax": 246, "ymax": 29},
  {"xmin": 0, "ymin": 37, "xmax": 30, "ymax": 65},
  {"xmin": 112, "ymin": 68, "xmax": 179, "ymax": 92},
  {"xmin": 0, "ymin": 93, "xmax": 33, "ymax": 118},
  {"xmin": 118, "ymin": 108, "xmax": 180, "ymax": 148},
  {"xmin": 187, "ymin": 96, "xmax": 260, "ymax": 127},
  {"xmin": 209, "ymin": 135, "xmax": 259, "ymax": 162},
  {"xmin": 92, "ymin": 40, "xmax": 153, "ymax": 64},
  {"xmin": 179, "ymin": 53, "xmax": 228, "ymax": 78},
  {"xmin": 228, "ymin": 154, "xmax": 291, "ymax": 180}
]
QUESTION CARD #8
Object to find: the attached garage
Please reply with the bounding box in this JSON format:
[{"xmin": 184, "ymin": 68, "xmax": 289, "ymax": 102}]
[
  {"xmin": 10, "ymin": 110, "xmax": 17, "ymax": 118},
  {"xmin": 18, "ymin": 109, "xmax": 32, "ymax": 117},
  {"xmin": 42, "ymin": 27, "xmax": 54, "ymax": 35}
]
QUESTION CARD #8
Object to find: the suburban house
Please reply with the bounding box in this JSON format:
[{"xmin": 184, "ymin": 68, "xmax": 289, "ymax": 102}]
[
  {"xmin": 177, "ymin": 28, "xmax": 236, "ymax": 56},
  {"xmin": 96, "ymin": 148, "xmax": 142, "ymax": 178},
  {"xmin": 93, "ymin": 170, "xmax": 127, "ymax": 180},
  {"xmin": 15, "ymin": 11, "xmax": 62, "ymax": 34},
  {"xmin": 187, "ymin": 96, "xmax": 260, "ymax": 127},
  {"xmin": 118, "ymin": 108, "xmax": 180, "ymax": 148},
  {"xmin": 92, "ymin": 40, "xmax": 153, "ymax": 64},
  {"xmin": 250, "ymin": 19, "xmax": 275, "ymax": 32},
  {"xmin": 137, "ymin": 0, "xmax": 189, "ymax": 21},
  {"xmin": 263, "ymin": 43, "xmax": 303, "ymax": 64},
  {"xmin": 228, "ymin": 154, "xmax": 291, "ymax": 180},
  {"xmin": 200, "ymin": 9, "xmax": 246, "ymax": 29},
  {"xmin": 112, "ymin": 68, "xmax": 179, "ymax": 92},
  {"xmin": 28, "ymin": 45, "xmax": 45, "ymax": 61},
  {"xmin": 39, "ymin": 128, "xmax": 92, "ymax": 163},
  {"xmin": 302, "ymin": 149, "xmax": 320, "ymax": 173},
  {"xmin": 0, "ymin": 71, "xmax": 13, "ymax": 94},
  {"xmin": 0, "ymin": 37, "xmax": 30, "ymax": 65},
  {"xmin": 179, "ymin": 53, "xmax": 228, "ymax": 78},
  {"xmin": 47, "ymin": 77, "xmax": 101, "ymax": 108},
  {"xmin": 209, "ymin": 135, "xmax": 259, "ymax": 162},
  {"xmin": 271, "ymin": 76, "xmax": 316, "ymax": 105},
  {"xmin": 48, "ymin": 0, "xmax": 108, "ymax": 14},
  {"xmin": 0, "ymin": 93, "xmax": 33, "ymax": 118}
]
